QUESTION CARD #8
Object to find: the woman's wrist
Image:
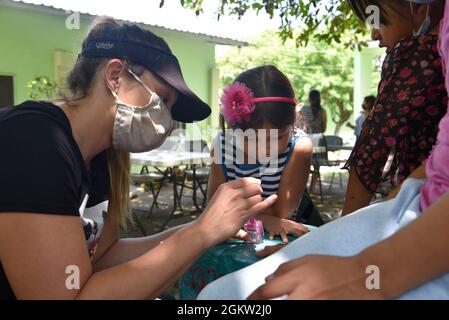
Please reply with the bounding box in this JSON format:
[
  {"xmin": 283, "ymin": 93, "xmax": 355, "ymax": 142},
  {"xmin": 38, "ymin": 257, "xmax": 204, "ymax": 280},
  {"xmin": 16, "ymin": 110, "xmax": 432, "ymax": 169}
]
[
  {"xmin": 189, "ymin": 219, "xmax": 218, "ymax": 250},
  {"xmin": 356, "ymin": 241, "xmax": 410, "ymax": 299}
]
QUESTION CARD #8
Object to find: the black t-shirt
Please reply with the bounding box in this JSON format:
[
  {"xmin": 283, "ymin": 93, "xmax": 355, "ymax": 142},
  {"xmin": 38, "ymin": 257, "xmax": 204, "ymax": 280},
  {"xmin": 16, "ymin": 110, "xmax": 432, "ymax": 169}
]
[{"xmin": 0, "ymin": 100, "xmax": 110, "ymax": 300}]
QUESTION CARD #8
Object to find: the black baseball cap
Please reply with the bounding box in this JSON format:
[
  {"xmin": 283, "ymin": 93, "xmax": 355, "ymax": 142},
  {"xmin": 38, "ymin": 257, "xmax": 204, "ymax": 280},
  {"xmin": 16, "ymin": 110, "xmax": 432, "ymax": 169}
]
[{"xmin": 80, "ymin": 37, "xmax": 211, "ymax": 123}]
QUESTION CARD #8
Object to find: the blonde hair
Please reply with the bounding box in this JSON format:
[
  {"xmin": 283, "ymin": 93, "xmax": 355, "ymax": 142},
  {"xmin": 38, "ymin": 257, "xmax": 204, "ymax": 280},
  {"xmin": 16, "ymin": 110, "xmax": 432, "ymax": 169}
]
[{"xmin": 106, "ymin": 148, "xmax": 132, "ymax": 229}]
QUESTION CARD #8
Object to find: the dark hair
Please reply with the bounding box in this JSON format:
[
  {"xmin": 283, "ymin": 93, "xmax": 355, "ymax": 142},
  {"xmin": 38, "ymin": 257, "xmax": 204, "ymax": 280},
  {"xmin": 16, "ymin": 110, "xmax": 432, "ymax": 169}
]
[
  {"xmin": 309, "ymin": 89, "xmax": 322, "ymax": 117},
  {"xmin": 363, "ymin": 95, "xmax": 376, "ymax": 110},
  {"xmin": 347, "ymin": 0, "xmax": 409, "ymax": 26},
  {"xmin": 65, "ymin": 17, "xmax": 171, "ymax": 101},
  {"xmin": 222, "ymin": 65, "xmax": 296, "ymax": 131}
]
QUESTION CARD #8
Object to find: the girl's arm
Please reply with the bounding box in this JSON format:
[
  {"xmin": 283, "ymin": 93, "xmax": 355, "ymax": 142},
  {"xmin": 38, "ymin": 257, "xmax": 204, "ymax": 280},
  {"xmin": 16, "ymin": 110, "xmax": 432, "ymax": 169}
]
[
  {"xmin": 342, "ymin": 167, "xmax": 374, "ymax": 215},
  {"xmin": 270, "ymin": 137, "xmax": 313, "ymax": 219},
  {"xmin": 257, "ymin": 138, "xmax": 313, "ymax": 242}
]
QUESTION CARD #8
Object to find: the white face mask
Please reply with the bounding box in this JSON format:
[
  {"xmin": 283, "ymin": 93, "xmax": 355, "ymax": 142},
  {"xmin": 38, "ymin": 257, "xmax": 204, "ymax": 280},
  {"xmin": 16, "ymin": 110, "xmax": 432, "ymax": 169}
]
[{"xmin": 111, "ymin": 68, "xmax": 173, "ymax": 153}]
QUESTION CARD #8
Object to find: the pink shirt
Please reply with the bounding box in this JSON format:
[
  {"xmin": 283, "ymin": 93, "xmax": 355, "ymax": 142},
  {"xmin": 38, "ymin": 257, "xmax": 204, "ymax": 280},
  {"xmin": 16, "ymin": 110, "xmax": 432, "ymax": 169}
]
[{"xmin": 420, "ymin": 2, "xmax": 449, "ymax": 210}]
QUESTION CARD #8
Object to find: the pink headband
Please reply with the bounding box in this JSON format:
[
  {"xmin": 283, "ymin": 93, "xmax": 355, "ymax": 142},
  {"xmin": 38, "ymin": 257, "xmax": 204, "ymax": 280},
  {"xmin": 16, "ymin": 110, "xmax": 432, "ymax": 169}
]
[{"xmin": 220, "ymin": 82, "xmax": 298, "ymax": 125}]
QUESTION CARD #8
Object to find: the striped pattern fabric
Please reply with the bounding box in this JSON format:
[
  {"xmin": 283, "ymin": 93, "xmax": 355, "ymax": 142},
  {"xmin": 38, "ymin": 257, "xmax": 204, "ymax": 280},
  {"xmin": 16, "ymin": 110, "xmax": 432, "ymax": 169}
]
[{"xmin": 217, "ymin": 129, "xmax": 308, "ymax": 198}]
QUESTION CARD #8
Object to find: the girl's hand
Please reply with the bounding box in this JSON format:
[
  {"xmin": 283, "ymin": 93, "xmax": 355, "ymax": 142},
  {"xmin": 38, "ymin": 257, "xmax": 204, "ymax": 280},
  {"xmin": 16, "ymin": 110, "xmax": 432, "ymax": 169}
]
[
  {"xmin": 195, "ymin": 178, "xmax": 277, "ymax": 247},
  {"xmin": 259, "ymin": 214, "xmax": 309, "ymax": 243},
  {"xmin": 248, "ymin": 255, "xmax": 385, "ymax": 300}
]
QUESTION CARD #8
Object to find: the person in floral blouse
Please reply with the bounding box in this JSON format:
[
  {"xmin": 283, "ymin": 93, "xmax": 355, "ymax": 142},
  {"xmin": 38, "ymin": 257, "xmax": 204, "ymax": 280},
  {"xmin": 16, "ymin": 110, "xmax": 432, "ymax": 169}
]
[{"xmin": 342, "ymin": 0, "xmax": 448, "ymax": 215}]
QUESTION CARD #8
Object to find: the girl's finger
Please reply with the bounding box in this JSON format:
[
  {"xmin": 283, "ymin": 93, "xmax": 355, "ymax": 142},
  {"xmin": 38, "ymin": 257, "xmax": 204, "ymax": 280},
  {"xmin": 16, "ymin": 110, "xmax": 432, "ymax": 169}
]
[{"xmin": 290, "ymin": 226, "xmax": 309, "ymax": 238}]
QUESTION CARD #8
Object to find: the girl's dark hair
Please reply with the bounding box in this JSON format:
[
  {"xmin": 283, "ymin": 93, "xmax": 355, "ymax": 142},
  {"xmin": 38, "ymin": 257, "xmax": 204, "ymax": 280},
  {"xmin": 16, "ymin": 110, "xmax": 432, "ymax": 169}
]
[
  {"xmin": 65, "ymin": 17, "xmax": 170, "ymax": 101},
  {"xmin": 309, "ymin": 89, "xmax": 322, "ymax": 117},
  {"xmin": 347, "ymin": 0, "xmax": 408, "ymax": 26},
  {"xmin": 222, "ymin": 65, "xmax": 296, "ymax": 131}
]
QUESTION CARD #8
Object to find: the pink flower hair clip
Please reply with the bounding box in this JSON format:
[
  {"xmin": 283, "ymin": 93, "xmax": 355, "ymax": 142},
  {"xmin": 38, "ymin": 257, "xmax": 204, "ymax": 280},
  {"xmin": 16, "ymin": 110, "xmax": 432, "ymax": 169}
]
[{"xmin": 220, "ymin": 82, "xmax": 298, "ymax": 125}]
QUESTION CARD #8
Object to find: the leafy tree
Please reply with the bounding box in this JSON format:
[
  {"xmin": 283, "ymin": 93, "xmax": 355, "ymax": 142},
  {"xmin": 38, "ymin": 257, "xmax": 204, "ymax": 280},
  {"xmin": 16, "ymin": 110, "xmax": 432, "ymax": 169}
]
[
  {"xmin": 27, "ymin": 76, "xmax": 58, "ymax": 100},
  {"xmin": 176, "ymin": 0, "xmax": 368, "ymax": 48},
  {"xmin": 218, "ymin": 30, "xmax": 355, "ymax": 134}
]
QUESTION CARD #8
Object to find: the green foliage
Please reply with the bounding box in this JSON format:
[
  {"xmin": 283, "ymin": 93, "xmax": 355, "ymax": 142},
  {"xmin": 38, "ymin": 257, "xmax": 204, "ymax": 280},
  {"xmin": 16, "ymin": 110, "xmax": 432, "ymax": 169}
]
[
  {"xmin": 174, "ymin": 0, "xmax": 368, "ymax": 48},
  {"xmin": 27, "ymin": 76, "xmax": 58, "ymax": 100},
  {"xmin": 217, "ymin": 30, "xmax": 355, "ymax": 134}
]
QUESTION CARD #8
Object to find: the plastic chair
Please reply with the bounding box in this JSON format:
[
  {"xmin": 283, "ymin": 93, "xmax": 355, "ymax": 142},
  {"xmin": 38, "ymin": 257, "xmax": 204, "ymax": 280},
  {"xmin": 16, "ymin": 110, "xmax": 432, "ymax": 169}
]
[{"xmin": 324, "ymin": 135, "xmax": 345, "ymax": 191}]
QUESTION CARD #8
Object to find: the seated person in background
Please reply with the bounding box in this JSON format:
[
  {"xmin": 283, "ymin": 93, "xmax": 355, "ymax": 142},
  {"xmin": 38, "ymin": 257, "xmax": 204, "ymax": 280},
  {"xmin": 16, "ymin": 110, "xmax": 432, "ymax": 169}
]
[
  {"xmin": 297, "ymin": 90, "xmax": 327, "ymax": 134},
  {"xmin": 347, "ymin": 95, "xmax": 376, "ymax": 139},
  {"xmin": 208, "ymin": 65, "xmax": 314, "ymax": 243},
  {"xmin": 342, "ymin": 0, "xmax": 448, "ymax": 215}
]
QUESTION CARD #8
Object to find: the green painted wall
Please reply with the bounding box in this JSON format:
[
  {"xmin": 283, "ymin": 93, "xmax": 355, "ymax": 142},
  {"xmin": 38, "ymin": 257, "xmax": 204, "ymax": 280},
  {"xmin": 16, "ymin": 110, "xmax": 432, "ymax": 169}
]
[{"xmin": 0, "ymin": 4, "xmax": 216, "ymax": 131}]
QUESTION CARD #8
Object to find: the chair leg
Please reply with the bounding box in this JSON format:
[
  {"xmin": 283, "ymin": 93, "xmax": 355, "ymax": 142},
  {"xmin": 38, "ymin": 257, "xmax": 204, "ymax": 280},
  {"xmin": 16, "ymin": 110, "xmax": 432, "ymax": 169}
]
[
  {"xmin": 200, "ymin": 180, "xmax": 208, "ymax": 208},
  {"xmin": 176, "ymin": 170, "xmax": 188, "ymax": 212},
  {"xmin": 318, "ymin": 172, "xmax": 324, "ymax": 203},
  {"xmin": 192, "ymin": 172, "xmax": 202, "ymax": 212},
  {"xmin": 148, "ymin": 183, "xmax": 159, "ymax": 209},
  {"xmin": 146, "ymin": 179, "xmax": 165, "ymax": 219},
  {"xmin": 329, "ymin": 172, "xmax": 336, "ymax": 191},
  {"xmin": 132, "ymin": 210, "xmax": 147, "ymax": 236},
  {"xmin": 309, "ymin": 171, "xmax": 317, "ymax": 194}
]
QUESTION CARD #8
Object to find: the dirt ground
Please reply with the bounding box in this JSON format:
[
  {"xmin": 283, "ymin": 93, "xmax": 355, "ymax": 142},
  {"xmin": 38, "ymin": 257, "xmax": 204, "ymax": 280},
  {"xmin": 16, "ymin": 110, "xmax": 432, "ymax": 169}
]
[{"xmin": 122, "ymin": 172, "xmax": 348, "ymax": 238}]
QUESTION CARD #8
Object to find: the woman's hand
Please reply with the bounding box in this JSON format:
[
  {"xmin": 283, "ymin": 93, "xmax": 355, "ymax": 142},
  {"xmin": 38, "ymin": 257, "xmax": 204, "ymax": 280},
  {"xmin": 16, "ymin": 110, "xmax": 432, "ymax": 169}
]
[
  {"xmin": 248, "ymin": 255, "xmax": 385, "ymax": 300},
  {"xmin": 195, "ymin": 178, "xmax": 277, "ymax": 247},
  {"xmin": 259, "ymin": 214, "xmax": 309, "ymax": 243},
  {"xmin": 256, "ymin": 243, "xmax": 286, "ymax": 258}
]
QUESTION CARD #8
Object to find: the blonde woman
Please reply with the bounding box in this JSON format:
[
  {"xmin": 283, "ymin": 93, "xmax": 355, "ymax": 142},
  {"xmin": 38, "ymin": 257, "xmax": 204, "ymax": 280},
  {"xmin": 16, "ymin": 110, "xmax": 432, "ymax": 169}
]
[{"xmin": 0, "ymin": 18, "xmax": 276, "ymax": 300}]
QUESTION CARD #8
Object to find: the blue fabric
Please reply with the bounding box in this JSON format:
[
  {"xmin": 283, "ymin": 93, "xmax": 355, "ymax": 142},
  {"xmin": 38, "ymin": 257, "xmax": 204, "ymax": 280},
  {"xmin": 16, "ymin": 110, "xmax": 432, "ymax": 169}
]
[
  {"xmin": 197, "ymin": 178, "xmax": 449, "ymax": 300},
  {"xmin": 179, "ymin": 228, "xmax": 316, "ymax": 300}
]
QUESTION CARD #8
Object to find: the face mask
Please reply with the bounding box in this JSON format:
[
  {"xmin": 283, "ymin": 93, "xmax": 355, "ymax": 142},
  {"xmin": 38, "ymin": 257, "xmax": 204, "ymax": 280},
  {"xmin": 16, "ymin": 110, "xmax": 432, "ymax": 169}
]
[
  {"xmin": 410, "ymin": 3, "xmax": 432, "ymax": 36},
  {"xmin": 111, "ymin": 68, "xmax": 173, "ymax": 153}
]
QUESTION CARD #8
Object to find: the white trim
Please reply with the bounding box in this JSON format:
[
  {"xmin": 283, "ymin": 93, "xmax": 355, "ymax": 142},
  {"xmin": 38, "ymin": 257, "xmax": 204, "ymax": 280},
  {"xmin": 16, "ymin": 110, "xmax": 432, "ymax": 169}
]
[{"xmin": 0, "ymin": 0, "xmax": 249, "ymax": 47}]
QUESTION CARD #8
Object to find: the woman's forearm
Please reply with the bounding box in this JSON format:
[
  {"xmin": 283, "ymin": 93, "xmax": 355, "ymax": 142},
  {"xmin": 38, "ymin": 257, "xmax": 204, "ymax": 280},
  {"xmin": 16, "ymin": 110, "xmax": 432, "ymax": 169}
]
[
  {"xmin": 342, "ymin": 167, "xmax": 374, "ymax": 215},
  {"xmin": 357, "ymin": 192, "xmax": 449, "ymax": 299},
  {"xmin": 94, "ymin": 223, "xmax": 192, "ymax": 272},
  {"xmin": 386, "ymin": 165, "xmax": 427, "ymax": 201},
  {"xmin": 77, "ymin": 222, "xmax": 208, "ymax": 299}
]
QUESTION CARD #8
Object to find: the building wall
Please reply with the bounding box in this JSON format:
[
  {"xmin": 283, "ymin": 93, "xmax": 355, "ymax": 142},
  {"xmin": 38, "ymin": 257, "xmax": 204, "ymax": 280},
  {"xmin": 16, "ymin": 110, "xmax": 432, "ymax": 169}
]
[{"xmin": 0, "ymin": 4, "xmax": 216, "ymax": 131}]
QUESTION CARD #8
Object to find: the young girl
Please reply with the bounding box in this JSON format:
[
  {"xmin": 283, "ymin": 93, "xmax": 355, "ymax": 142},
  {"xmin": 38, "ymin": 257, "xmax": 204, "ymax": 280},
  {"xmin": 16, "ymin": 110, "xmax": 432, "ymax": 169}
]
[{"xmin": 207, "ymin": 65, "xmax": 314, "ymax": 243}]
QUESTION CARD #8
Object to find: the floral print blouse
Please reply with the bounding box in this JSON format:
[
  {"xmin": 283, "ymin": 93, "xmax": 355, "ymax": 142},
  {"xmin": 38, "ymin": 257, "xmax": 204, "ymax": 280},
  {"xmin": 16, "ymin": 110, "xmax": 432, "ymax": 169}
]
[{"xmin": 344, "ymin": 34, "xmax": 448, "ymax": 194}]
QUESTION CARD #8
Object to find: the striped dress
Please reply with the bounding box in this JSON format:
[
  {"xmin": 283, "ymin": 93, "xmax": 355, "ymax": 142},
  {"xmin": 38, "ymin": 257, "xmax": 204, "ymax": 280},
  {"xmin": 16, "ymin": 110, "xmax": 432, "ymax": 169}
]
[{"xmin": 215, "ymin": 129, "xmax": 308, "ymax": 198}]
